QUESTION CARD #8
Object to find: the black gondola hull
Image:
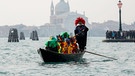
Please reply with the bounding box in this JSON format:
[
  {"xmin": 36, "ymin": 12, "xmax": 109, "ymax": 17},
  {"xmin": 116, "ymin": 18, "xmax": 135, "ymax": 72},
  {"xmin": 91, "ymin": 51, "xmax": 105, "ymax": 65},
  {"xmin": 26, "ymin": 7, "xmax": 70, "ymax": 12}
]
[{"xmin": 38, "ymin": 48, "xmax": 85, "ymax": 62}]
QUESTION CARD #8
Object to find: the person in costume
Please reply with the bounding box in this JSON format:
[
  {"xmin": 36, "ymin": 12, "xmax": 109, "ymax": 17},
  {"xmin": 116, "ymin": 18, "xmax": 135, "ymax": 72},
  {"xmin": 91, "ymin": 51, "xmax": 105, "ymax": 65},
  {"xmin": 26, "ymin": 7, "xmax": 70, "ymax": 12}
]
[
  {"xmin": 45, "ymin": 36, "xmax": 59, "ymax": 53},
  {"xmin": 74, "ymin": 17, "xmax": 89, "ymax": 51}
]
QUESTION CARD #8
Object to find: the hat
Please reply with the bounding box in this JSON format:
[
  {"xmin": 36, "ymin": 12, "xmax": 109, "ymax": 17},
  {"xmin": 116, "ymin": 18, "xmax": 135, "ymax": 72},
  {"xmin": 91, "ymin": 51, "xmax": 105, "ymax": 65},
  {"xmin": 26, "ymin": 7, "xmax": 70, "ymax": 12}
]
[{"xmin": 75, "ymin": 17, "xmax": 85, "ymax": 26}]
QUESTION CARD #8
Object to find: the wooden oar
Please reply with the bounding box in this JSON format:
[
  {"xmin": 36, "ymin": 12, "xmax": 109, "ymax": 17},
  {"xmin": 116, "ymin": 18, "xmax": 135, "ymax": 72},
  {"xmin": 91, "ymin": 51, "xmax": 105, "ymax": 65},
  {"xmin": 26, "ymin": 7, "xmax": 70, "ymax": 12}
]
[{"xmin": 84, "ymin": 51, "xmax": 117, "ymax": 60}]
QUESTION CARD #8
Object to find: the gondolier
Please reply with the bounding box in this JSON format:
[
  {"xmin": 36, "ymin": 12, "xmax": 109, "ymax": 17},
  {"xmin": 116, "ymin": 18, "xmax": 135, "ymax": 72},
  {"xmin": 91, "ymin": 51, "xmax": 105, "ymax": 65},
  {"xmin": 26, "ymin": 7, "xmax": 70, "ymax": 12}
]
[{"xmin": 74, "ymin": 17, "xmax": 89, "ymax": 51}]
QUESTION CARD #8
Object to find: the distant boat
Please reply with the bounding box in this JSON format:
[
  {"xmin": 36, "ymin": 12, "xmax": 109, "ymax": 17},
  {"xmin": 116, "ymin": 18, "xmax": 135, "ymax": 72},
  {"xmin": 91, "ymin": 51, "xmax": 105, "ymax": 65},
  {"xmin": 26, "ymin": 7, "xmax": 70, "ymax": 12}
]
[
  {"xmin": 37, "ymin": 48, "xmax": 85, "ymax": 62},
  {"xmin": 103, "ymin": 30, "xmax": 135, "ymax": 42}
]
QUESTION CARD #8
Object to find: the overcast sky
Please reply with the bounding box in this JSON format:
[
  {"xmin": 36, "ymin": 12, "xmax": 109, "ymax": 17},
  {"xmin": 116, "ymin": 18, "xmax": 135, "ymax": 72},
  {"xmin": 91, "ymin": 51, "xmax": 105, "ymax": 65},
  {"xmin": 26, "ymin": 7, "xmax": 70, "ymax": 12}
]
[{"xmin": 0, "ymin": 0, "xmax": 135, "ymax": 26}]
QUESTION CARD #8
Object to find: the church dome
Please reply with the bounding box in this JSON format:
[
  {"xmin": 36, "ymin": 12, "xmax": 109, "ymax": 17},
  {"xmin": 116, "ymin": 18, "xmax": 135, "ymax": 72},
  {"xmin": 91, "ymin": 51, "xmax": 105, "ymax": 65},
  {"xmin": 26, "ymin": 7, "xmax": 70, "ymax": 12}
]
[{"xmin": 55, "ymin": 0, "xmax": 70, "ymax": 15}]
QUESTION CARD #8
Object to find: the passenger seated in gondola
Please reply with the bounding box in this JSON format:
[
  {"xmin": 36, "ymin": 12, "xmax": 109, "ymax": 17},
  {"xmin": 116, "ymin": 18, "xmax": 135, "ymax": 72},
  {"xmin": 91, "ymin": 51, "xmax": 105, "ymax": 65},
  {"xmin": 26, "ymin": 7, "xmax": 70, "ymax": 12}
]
[
  {"xmin": 45, "ymin": 32, "xmax": 79, "ymax": 54},
  {"xmin": 45, "ymin": 36, "xmax": 59, "ymax": 53},
  {"xmin": 69, "ymin": 36, "xmax": 78, "ymax": 53},
  {"xmin": 61, "ymin": 33, "xmax": 78, "ymax": 54},
  {"xmin": 56, "ymin": 35, "xmax": 63, "ymax": 53},
  {"xmin": 66, "ymin": 38, "xmax": 73, "ymax": 54},
  {"xmin": 58, "ymin": 32, "xmax": 70, "ymax": 54},
  {"xmin": 60, "ymin": 32, "xmax": 69, "ymax": 41},
  {"xmin": 56, "ymin": 34, "xmax": 71, "ymax": 54},
  {"xmin": 56, "ymin": 32, "xmax": 73, "ymax": 54}
]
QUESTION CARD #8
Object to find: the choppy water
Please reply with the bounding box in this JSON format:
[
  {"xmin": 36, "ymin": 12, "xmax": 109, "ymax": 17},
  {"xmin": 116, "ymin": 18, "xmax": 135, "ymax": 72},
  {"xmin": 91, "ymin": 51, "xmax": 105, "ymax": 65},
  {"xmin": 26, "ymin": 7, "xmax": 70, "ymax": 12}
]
[{"xmin": 0, "ymin": 37, "xmax": 135, "ymax": 76}]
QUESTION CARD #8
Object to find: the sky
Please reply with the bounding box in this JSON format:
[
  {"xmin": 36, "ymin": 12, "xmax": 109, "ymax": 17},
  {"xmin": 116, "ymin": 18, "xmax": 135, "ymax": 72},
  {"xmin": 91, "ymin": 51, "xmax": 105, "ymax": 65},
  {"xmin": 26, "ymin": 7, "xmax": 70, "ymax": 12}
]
[{"xmin": 0, "ymin": 0, "xmax": 135, "ymax": 26}]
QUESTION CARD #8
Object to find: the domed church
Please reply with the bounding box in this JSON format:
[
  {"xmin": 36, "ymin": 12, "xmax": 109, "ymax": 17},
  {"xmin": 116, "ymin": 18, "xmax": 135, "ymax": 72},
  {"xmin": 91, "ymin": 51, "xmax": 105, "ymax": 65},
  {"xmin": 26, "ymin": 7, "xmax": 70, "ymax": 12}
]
[{"xmin": 49, "ymin": 0, "xmax": 90, "ymax": 33}]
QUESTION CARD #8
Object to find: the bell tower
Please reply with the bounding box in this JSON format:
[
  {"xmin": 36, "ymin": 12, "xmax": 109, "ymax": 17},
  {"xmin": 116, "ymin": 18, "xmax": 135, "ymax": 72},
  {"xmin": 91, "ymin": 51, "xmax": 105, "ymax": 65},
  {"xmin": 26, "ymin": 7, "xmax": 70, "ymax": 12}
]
[{"xmin": 50, "ymin": 0, "xmax": 54, "ymax": 16}]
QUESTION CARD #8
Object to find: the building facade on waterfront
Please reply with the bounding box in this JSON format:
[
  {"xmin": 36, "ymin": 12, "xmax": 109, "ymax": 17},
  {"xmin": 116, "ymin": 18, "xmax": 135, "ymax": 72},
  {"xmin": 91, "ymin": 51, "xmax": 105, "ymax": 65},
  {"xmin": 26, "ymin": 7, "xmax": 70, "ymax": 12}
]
[{"xmin": 49, "ymin": 0, "xmax": 90, "ymax": 33}]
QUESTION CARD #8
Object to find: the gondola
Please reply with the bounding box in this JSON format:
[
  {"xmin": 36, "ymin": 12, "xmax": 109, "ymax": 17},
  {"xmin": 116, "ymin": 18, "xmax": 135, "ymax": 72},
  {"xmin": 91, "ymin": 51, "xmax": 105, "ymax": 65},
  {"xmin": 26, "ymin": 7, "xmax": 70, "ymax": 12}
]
[{"xmin": 37, "ymin": 48, "xmax": 85, "ymax": 62}]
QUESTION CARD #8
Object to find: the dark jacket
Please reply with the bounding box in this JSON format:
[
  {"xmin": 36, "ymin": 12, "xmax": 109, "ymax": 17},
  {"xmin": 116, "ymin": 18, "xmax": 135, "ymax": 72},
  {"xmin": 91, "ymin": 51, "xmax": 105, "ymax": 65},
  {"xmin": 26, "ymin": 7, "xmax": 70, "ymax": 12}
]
[{"xmin": 74, "ymin": 24, "xmax": 89, "ymax": 50}]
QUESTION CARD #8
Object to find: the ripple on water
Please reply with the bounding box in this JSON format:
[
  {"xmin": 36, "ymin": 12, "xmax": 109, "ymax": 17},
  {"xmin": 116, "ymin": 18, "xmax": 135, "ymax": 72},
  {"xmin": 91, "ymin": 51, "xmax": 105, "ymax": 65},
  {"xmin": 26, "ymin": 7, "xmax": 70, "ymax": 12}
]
[
  {"xmin": 1, "ymin": 48, "xmax": 11, "ymax": 51},
  {"xmin": 0, "ymin": 71, "xmax": 15, "ymax": 76},
  {"xmin": 121, "ymin": 69, "xmax": 135, "ymax": 75}
]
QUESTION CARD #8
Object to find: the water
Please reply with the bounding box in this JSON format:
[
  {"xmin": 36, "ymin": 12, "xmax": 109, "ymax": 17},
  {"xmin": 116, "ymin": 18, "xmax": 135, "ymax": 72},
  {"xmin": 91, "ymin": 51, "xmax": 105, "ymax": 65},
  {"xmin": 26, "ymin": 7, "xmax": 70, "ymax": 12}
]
[{"xmin": 0, "ymin": 37, "xmax": 135, "ymax": 76}]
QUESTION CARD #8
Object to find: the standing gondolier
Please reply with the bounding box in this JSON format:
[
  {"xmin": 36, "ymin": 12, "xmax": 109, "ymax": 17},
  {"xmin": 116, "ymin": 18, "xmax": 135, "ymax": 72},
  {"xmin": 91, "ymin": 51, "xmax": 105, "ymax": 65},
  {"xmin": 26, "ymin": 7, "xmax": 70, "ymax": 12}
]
[{"xmin": 74, "ymin": 17, "xmax": 89, "ymax": 52}]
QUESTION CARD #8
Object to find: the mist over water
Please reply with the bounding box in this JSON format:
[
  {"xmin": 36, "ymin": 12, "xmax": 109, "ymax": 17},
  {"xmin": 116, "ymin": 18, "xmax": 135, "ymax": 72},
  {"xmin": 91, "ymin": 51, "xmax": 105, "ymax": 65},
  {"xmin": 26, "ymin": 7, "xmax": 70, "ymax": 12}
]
[{"xmin": 0, "ymin": 37, "xmax": 135, "ymax": 76}]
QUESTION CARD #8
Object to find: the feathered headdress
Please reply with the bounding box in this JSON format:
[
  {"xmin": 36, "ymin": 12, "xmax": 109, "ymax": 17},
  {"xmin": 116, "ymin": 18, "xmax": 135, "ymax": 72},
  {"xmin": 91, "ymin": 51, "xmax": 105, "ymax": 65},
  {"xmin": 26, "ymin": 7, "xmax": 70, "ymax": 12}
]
[{"xmin": 75, "ymin": 17, "xmax": 85, "ymax": 26}]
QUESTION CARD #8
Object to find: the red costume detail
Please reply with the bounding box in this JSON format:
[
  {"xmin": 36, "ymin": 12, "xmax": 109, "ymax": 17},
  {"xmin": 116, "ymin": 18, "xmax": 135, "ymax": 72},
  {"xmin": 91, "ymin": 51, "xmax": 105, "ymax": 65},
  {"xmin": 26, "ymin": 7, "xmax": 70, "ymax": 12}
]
[{"xmin": 75, "ymin": 17, "xmax": 85, "ymax": 26}]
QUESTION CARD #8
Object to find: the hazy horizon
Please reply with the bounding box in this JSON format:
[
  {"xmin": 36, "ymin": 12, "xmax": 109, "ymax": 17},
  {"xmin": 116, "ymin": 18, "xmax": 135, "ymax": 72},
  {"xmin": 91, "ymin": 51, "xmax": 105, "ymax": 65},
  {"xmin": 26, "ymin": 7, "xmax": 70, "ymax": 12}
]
[{"xmin": 0, "ymin": 0, "xmax": 135, "ymax": 26}]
